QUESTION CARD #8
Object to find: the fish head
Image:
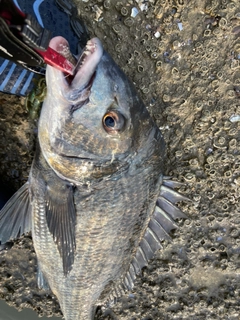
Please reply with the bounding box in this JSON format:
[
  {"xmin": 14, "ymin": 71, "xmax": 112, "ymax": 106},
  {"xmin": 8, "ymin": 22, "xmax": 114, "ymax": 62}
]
[{"xmin": 38, "ymin": 36, "xmax": 165, "ymax": 183}]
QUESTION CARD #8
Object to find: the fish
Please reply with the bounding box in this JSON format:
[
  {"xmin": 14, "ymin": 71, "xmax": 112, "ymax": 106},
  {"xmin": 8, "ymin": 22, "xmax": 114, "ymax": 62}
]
[{"xmin": 0, "ymin": 36, "xmax": 189, "ymax": 319}]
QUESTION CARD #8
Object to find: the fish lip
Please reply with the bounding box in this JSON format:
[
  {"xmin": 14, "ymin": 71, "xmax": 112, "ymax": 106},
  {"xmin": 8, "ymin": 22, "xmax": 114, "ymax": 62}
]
[
  {"xmin": 70, "ymin": 37, "xmax": 103, "ymax": 91},
  {"xmin": 48, "ymin": 37, "xmax": 104, "ymax": 101}
]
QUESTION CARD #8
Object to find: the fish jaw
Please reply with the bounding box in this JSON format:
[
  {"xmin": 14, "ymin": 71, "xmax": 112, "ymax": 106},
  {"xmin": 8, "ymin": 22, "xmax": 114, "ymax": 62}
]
[{"xmin": 46, "ymin": 36, "xmax": 104, "ymax": 99}]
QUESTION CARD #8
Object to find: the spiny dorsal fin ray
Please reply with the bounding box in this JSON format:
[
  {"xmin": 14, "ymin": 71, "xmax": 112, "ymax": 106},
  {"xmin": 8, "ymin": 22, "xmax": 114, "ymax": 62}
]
[
  {"xmin": 45, "ymin": 182, "xmax": 76, "ymax": 275},
  {"xmin": 135, "ymin": 246, "xmax": 148, "ymax": 270},
  {"xmin": 153, "ymin": 206, "xmax": 178, "ymax": 233},
  {"xmin": 131, "ymin": 256, "xmax": 141, "ymax": 275},
  {"xmin": 144, "ymin": 227, "xmax": 163, "ymax": 252},
  {"xmin": 157, "ymin": 196, "xmax": 187, "ymax": 220},
  {"xmin": 160, "ymin": 184, "xmax": 190, "ymax": 203},
  {"xmin": 148, "ymin": 218, "xmax": 172, "ymax": 242},
  {"xmin": 129, "ymin": 263, "xmax": 137, "ymax": 282},
  {"xmin": 139, "ymin": 237, "xmax": 154, "ymax": 260},
  {"xmin": 162, "ymin": 176, "xmax": 186, "ymax": 188},
  {"xmin": 112, "ymin": 177, "xmax": 189, "ymax": 298},
  {"xmin": 0, "ymin": 182, "xmax": 31, "ymax": 244}
]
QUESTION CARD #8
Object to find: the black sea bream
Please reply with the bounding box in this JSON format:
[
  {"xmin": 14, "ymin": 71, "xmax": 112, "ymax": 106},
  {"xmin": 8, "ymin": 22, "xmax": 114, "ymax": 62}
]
[{"xmin": 0, "ymin": 36, "xmax": 188, "ymax": 319}]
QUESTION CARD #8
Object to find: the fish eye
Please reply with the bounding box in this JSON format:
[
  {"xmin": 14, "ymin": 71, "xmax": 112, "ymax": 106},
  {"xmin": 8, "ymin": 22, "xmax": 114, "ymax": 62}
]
[
  {"xmin": 103, "ymin": 111, "xmax": 125, "ymax": 134},
  {"xmin": 104, "ymin": 116, "xmax": 115, "ymax": 127}
]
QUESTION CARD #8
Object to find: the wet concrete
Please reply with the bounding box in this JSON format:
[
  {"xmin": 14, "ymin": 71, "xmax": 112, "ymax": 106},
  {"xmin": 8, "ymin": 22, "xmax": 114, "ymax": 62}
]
[{"xmin": 0, "ymin": 299, "xmax": 60, "ymax": 320}]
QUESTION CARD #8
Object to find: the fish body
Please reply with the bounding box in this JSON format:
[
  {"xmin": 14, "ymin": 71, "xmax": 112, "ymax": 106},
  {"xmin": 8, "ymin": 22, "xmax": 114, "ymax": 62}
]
[{"xmin": 0, "ymin": 37, "xmax": 188, "ymax": 319}]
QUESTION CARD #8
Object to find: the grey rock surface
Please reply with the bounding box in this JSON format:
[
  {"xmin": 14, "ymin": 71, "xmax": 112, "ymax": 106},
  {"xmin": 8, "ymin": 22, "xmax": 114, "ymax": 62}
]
[{"xmin": 0, "ymin": 0, "xmax": 240, "ymax": 319}]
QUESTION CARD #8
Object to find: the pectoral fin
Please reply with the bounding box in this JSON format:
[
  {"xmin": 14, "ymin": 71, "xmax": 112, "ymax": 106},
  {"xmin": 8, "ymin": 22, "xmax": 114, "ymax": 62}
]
[
  {"xmin": 44, "ymin": 181, "xmax": 76, "ymax": 275},
  {"xmin": 0, "ymin": 182, "xmax": 32, "ymax": 244},
  {"xmin": 32, "ymin": 145, "xmax": 77, "ymax": 275}
]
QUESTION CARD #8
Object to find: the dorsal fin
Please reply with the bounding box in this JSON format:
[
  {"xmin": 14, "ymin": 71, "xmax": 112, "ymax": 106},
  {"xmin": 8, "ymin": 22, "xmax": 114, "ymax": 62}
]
[
  {"xmin": 0, "ymin": 182, "xmax": 32, "ymax": 244},
  {"xmin": 110, "ymin": 176, "xmax": 189, "ymax": 299}
]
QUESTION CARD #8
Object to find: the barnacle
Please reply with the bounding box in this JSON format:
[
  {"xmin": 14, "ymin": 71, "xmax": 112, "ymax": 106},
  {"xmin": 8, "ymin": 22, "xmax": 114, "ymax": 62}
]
[
  {"xmin": 172, "ymin": 67, "xmax": 180, "ymax": 79},
  {"xmin": 189, "ymin": 159, "xmax": 199, "ymax": 167},
  {"xmin": 224, "ymin": 170, "xmax": 232, "ymax": 178},
  {"xmin": 208, "ymin": 169, "xmax": 217, "ymax": 177},
  {"xmin": 213, "ymin": 136, "xmax": 227, "ymax": 149},
  {"xmin": 103, "ymin": 0, "xmax": 110, "ymax": 10},
  {"xmin": 175, "ymin": 150, "xmax": 183, "ymax": 158},
  {"xmin": 207, "ymin": 191, "xmax": 214, "ymax": 200},
  {"xmin": 230, "ymin": 60, "xmax": 239, "ymax": 69},
  {"xmin": 229, "ymin": 128, "xmax": 237, "ymax": 136},
  {"xmin": 219, "ymin": 244, "xmax": 226, "ymax": 252},
  {"xmin": 219, "ymin": 17, "xmax": 228, "ymax": 28},
  {"xmin": 184, "ymin": 173, "xmax": 196, "ymax": 182},
  {"xmin": 229, "ymin": 138, "xmax": 237, "ymax": 148},
  {"xmin": 194, "ymin": 42, "xmax": 202, "ymax": 49},
  {"xmin": 162, "ymin": 94, "xmax": 171, "ymax": 102},
  {"xmin": 145, "ymin": 45, "xmax": 151, "ymax": 52},
  {"xmin": 120, "ymin": 7, "xmax": 128, "ymax": 16},
  {"xmin": 112, "ymin": 24, "xmax": 122, "ymax": 34},
  {"xmin": 124, "ymin": 17, "xmax": 134, "ymax": 27},
  {"xmin": 204, "ymin": 164, "xmax": 212, "ymax": 172},
  {"xmin": 227, "ymin": 2, "xmax": 236, "ymax": 10},
  {"xmin": 227, "ymin": 89, "xmax": 235, "ymax": 98},
  {"xmin": 196, "ymin": 100, "xmax": 204, "ymax": 109},
  {"xmin": 203, "ymin": 29, "xmax": 211, "ymax": 37},
  {"xmin": 221, "ymin": 201, "xmax": 229, "ymax": 212},
  {"xmin": 142, "ymin": 87, "xmax": 149, "ymax": 94},
  {"xmin": 200, "ymin": 66, "xmax": 209, "ymax": 73},
  {"xmin": 151, "ymin": 52, "xmax": 159, "ymax": 59},
  {"xmin": 115, "ymin": 44, "xmax": 121, "ymax": 52},
  {"xmin": 206, "ymin": 155, "xmax": 215, "ymax": 164},
  {"xmin": 156, "ymin": 60, "xmax": 162, "ymax": 68},
  {"xmin": 212, "ymin": 28, "xmax": 223, "ymax": 37}
]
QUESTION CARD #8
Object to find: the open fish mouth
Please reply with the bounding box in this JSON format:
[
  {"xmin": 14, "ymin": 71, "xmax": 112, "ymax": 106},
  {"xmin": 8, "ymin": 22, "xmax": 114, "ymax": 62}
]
[{"xmin": 48, "ymin": 36, "xmax": 103, "ymax": 101}]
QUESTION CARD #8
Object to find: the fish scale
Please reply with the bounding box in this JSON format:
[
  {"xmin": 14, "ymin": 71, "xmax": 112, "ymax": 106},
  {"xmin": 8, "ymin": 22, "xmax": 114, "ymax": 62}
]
[{"xmin": 0, "ymin": 36, "xmax": 189, "ymax": 320}]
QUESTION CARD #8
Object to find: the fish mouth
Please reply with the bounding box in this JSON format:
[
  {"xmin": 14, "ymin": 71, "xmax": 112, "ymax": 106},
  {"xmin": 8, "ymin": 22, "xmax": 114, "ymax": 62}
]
[{"xmin": 48, "ymin": 36, "xmax": 103, "ymax": 101}]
